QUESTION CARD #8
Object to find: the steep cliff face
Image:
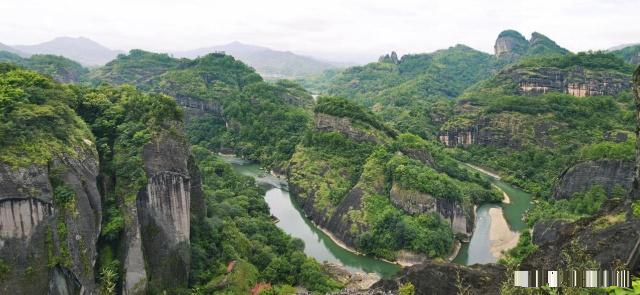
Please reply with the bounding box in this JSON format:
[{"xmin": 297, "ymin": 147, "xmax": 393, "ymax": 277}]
[
  {"xmin": 439, "ymin": 112, "xmax": 557, "ymax": 149},
  {"xmin": 505, "ymin": 66, "xmax": 631, "ymax": 97},
  {"xmin": 389, "ymin": 183, "xmax": 472, "ymax": 238},
  {"xmin": 174, "ymin": 96, "xmax": 223, "ymax": 118},
  {"xmin": 314, "ymin": 113, "xmax": 386, "ymax": 144},
  {"xmin": 372, "ymin": 261, "xmax": 506, "ymax": 295},
  {"xmin": 552, "ymin": 160, "xmax": 633, "ymax": 199},
  {"xmin": 523, "ymin": 199, "xmax": 640, "ymax": 272},
  {"xmin": 494, "ymin": 30, "xmax": 529, "ymax": 59},
  {"xmin": 121, "ymin": 133, "xmax": 198, "ymax": 294},
  {"xmin": 494, "ymin": 30, "xmax": 569, "ymax": 61},
  {"xmin": 288, "ymin": 155, "xmax": 366, "ymax": 249},
  {"xmin": 0, "ymin": 148, "xmax": 101, "ymax": 295}
]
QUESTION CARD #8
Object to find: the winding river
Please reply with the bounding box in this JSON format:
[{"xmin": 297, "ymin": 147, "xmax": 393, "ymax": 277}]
[
  {"xmin": 222, "ymin": 155, "xmax": 401, "ymax": 278},
  {"xmin": 222, "ymin": 155, "xmax": 531, "ymax": 277},
  {"xmin": 453, "ymin": 165, "xmax": 532, "ymax": 264}
]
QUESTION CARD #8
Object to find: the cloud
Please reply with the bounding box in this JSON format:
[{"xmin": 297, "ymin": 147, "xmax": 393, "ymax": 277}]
[{"xmin": 0, "ymin": 0, "xmax": 638, "ymax": 64}]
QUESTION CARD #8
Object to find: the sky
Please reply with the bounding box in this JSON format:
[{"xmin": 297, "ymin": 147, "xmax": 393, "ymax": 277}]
[{"xmin": 1, "ymin": 0, "xmax": 638, "ymax": 64}]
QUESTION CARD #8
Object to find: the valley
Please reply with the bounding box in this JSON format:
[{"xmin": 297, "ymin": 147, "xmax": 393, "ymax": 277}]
[
  {"xmin": 0, "ymin": 26, "xmax": 639, "ymax": 295},
  {"xmin": 223, "ymin": 155, "xmax": 401, "ymax": 278}
]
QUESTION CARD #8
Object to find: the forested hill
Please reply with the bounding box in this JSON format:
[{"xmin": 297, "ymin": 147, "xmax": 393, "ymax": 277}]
[
  {"xmin": 0, "ymin": 51, "xmax": 88, "ymax": 83},
  {"xmin": 288, "ymin": 96, "xmax": 501, "ymax": 261},
  {"xmin": 88, "ymin": 49, "xmax": 314, "ymax": 168},
  {"xmin": 174, "ymin": 41, "xmax": 340, "ymax": 79},
  {"xmin": 0, "ymin": 56, "xmax": 343, "ymax": 293}
]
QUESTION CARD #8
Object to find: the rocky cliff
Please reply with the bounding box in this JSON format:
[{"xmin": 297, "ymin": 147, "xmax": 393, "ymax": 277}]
[
  {"xmin": 505, "ymin": 66, "xmax": 631, "ymax": 97},
  {"xmin": 552, "ymin": 160, "xmax": 633, "ymax": 199},
  {"xmin": 523, "ymin": 199, "xmax": 640, "ymax": 272},
  {"xmin": 389, "ymin": 183, "xmax": 473, "ymax": 238},
  {"xmin": 122, "ymin": 132, "xmax": 201, "ymax": 294},
  {"xmin": 314, "ymin": 113, "xmax": 386, "ymax": 144},
  {"xmin": 0, "ymin": 147, "xmax": 102, "ymax": 295},
  {"xmin": 288, "ymin": 157, "xmax": 368, "ymax": 249},
  {"xmin": 439, "ymin": 112, "xmax": 557, "ymax": 149},
  {"xmin": 494, "ymin": 30, "xmax": 529, "ymax": 59},
  {"xmin": 372, "ymin": 261, "xmax": 507, "ymax": 295},
  {"xmin": 494, "ymin": 30, "xmax": 569, "ymax": 60}
]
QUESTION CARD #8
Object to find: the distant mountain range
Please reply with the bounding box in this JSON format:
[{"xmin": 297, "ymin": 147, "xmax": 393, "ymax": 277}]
[
  {"xmin": 11, "ymin": 37, "xmax": 123, "ymax": 66},
  {"xmin": 607, "ymin": 43, "xmax": 640, "ymax": 51},
  {"xmin": 0, "ymin": 42, "xmax": 28, "ymax": 57},
  {"xmin": 0, "ymin": 38, "xmax": 348, "ymax": 77},
  {"xmin": 0, "ymin": 36, "xmax": 636, "ymax": 78},
  {"xmin": 173, "ymin": 41, "xmax": 345, "ymax": 78}
]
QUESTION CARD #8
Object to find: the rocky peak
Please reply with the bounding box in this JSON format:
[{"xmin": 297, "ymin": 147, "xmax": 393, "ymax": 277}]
[
  {"xmin": 494, "ymin": 30, "xmax": 569, "ymax": 59},
  {"xmin": 494, "ymin": 30, "xmax": 529, "ymax": 59},
  {"xmin": 378, "ymin": 51, "xmax": 399, "ymax": 64},
  {"xmin": 551, "ymin": 159, "xmax": 633, "ymax": 200}
]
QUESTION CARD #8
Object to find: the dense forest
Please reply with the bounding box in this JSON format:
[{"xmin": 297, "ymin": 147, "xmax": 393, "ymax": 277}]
[
  {"xmin": 288, "ymin": 97, "xmax": 500, "ymax": 260},
  {"xmin": 1, "ymin": 26, "xmax": 639, "ymax": 294}
]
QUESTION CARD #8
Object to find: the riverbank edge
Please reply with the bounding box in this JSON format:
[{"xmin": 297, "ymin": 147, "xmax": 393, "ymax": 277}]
[{"xmin": 274, "ymin": 169, "xmax": 471, "ymax": 267}]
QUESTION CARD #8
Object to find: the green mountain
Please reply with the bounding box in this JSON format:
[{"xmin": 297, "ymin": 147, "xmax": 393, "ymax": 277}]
[
  {"xmin": 288, "ymin": 97, "xmax": 500, "ymax": 261},
  {"xmin": 314, "ymin": 44, "xmax": 501, "ymax": 138},
  {"xmin": 611, "ymin": 44, "xmax": 640, "ymax": 65},
  {"xmin": 174, "ymin": 41, "xmax": 340, "ymax": 79},
  {"xmin": 440, "ymin": 51, "xmax": 635, "ymax": 196},
  {"xmin": 0, "ymin": 60, "xmax": 342, "ymax": 293},
  {"xmin": 494, "ymin": 30, "xmax": 570, "ymax": 61},
  {"xmin": 89, "ymin": 50, "xmax": 313, "ymax": 168},
  {"xmin": 0, "ymin": 51, "xmax": 88, "ymax": 83}
]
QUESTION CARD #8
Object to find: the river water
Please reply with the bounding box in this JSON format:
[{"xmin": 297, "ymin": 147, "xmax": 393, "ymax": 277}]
[
  {"xmin": 222, "ymin": 155, "xmax": 401, "ymax": 278},
  {"xmin": 223, "ymin": 155, "xmax": 531, "ymax": 276},
  {"xmin": 453, "ymin": 166, "xmax": 532, "ymax": 264}
]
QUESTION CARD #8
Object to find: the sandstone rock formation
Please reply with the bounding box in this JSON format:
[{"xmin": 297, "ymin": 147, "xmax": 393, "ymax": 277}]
[
  {"xmin": 505, "ymin": 66, "xmax": 631, "ymax": 97},
  {"xmin": 523, "ymin": 199, "xmax": 640, "ymax": 272},
  {"xmin": 390, "ymin": 183, "xmax": 473, "ymax": 238},
  {"xmin": 378, "ymin": 51, "xmax": 399, "ymax": 64},
  {"xmin": 122, "ymin": 132, "xmax": 202, "ymax": 294},
  {"xmin": 552, "ymin": 160, "xmax": 633, "ymax": 200},
  {"xmin": 315, "ymin": 113, "xmax": 385, "ymax": 144},
  {"xmin": 494, "ymin": 30, "xmax": 568, "ymax": 60},
  {"xmin": 494, "ymin": 30, "xmax": 529, "ymax": 59},
  {"xmin": 0, "ymin": 148, "xmax": 102, "ymax": 295},
  {"xmin": 438, "ymin": 113, "xmax": 557, "ymax": 149},
  {"xmin": 372, "ymin": 261, "xmax": 507, "ymax": 295}
]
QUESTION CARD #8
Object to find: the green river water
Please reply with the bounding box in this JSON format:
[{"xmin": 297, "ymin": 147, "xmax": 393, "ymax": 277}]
[
  {"xmin": 453, "ymin": 167, "xmax": 532, "ymax": 264},
  {"xmin": 223, "ymin": 155, "xmax": 401, "ymax": 278},
  {"xmin": 223, "ymin": 155, "xmax": 531, "ymax": 277}
]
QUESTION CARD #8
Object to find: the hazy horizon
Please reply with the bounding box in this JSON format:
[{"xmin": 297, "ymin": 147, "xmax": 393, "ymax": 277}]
[{"xmin": 2, "ymin": 0, "xmax": 638, "ymax": 64}]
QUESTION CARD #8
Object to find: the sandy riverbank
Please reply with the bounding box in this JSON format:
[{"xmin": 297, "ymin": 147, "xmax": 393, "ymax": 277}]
[{"xmin": 488, "ymin": 207, "xmax": 520, "ymax": 258}]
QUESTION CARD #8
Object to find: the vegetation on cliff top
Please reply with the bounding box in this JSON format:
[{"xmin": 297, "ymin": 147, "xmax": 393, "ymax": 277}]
[
  {"xmin": 90, "ymin": 51, "xmax": 314, "ymax": 168},
  {"xmin": 0, "ymin": 51, "xmax": 88, "ymax": 83},
  {"xmin": 189, "ymin": 147, "xmax": 341, "ymax": 294},
  {"xmin": 70, "ymin": 83, "xmax": 184, "ymax": 293},
  {"xmin": 0, "ymin": 63, "xmax": 95, "ymax": 167},
  {"xmin": 290, "ymin": 97, "xmax": 499, "ymax": 260}
]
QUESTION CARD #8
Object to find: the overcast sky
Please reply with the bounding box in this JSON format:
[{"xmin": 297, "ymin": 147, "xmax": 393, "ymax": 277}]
[{"xmin": 1, "ymin": 0, "xmax": 638, "ymax": 63}]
